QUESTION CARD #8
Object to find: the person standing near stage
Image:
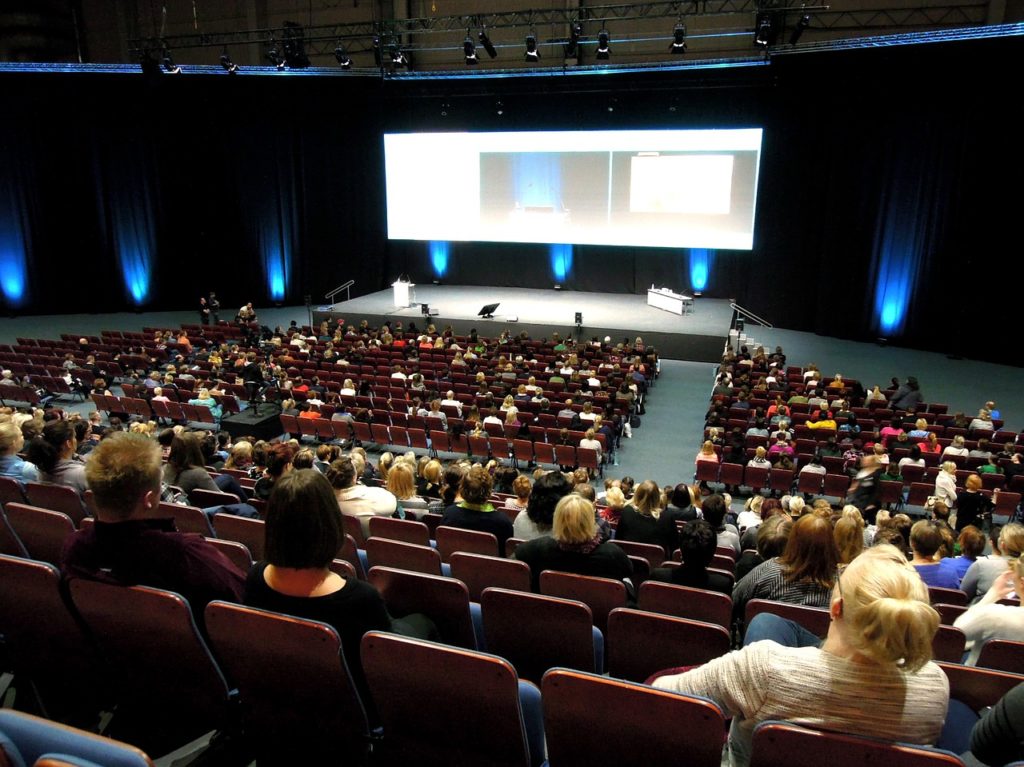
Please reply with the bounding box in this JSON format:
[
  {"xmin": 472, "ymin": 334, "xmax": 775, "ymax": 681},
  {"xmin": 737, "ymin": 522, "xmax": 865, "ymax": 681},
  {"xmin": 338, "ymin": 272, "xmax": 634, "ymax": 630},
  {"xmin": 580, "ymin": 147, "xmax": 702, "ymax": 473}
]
[
  {"xmin": 199, "ymin": 296, "xmax": 210, "ymax": 325},
  {"xmin": 209, "ymin": 292, "xmax": 220, "ymax": 323}
]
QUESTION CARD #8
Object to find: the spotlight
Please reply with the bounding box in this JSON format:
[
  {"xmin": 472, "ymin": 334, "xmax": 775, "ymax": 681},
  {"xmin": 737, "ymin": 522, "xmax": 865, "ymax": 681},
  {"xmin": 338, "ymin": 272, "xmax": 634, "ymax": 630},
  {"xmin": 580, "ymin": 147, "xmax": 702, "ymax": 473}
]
[
  {"xmin": 463, "ymin": 34, "xmax": 478, "ymax": 65},
  {"xmin": 334, "ymin": 44, "xmax": 352, "ymax": 68},
  {"xmin": 219, "ymin": 51, "xmax": 239, "ymax": 74},
  {"xmin": 495, "ymin": 100, "xmax": 504, "ymax": 116},
  {"xmin": 478, "ymin": 28, "xmax": 498, "ymax": 59},
  {"xmin": 525, "ymin": 33, "xmax": 540, "ymax": 62},
  {"xmin": 671, "ymin": 23, "xmax": 687, "ymax": 53},
  {"xmin": 789, "ymin": 14, "xmax": 811, "ymax": 45},
  {"xmin": 564, "ymin": 21, "xmax": 581, "ymax": 58},
  {"xmin": 266, "ymin": 44, "xmax": 285, "ymax": 70},
  {"xmin": 596, "ymin": 29, "xmax": 610, "ymax": 60}
]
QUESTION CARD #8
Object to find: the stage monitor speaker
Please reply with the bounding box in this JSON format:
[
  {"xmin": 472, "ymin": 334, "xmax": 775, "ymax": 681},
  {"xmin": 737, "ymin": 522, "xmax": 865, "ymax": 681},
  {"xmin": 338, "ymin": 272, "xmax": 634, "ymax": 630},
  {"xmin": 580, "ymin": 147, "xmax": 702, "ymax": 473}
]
[
  {"xmin": 574, "ymin": 312, "xmax": 583, "ymax": 325},
  {"xmin": 478, "ymin": 302, "xmax": 500, "ymax": 319}
]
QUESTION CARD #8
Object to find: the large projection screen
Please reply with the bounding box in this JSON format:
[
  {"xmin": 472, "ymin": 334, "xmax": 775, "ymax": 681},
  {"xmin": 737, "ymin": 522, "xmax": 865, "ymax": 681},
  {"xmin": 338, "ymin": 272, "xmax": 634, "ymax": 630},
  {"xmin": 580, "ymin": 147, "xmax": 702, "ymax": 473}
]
[{"xmin": 384, "ymin": 129, "xmax": 763, "ymax": 250}]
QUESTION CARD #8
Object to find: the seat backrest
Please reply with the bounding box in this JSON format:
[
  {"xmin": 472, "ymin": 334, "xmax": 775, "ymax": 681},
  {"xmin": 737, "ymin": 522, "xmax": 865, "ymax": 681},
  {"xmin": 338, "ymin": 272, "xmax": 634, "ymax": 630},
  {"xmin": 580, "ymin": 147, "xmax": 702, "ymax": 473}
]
[
  {"xmin": 976, "ymin": 639, "xmax": 1024, "ymax": 673},
  {"xmin": 67, "ymin": 579, "xmax": 230, "ymax": 731},
  {"xmin": 0, "ymin": 507, "xmax": 29, "ymax": 557},
  {"xmin": 931, "ymin": 624, "xmax": 967, "ymax": 663},
  {"xmin": 368, "ymin": 516, "xmax": 430, "ymax": 546},
  {"xmin": 435, "ymin": 525, "xmax": 500, "ymax": 562},
  {"xmin": 0, "ymin": 475, "xmax": 27, "ymax": 507},
  {"xmin": 203, "ymin": 601, "xmax": 370, "ymax": 760},
  {"xmin": 745, "ymin": 598, "xmax": 830, "ymax": 639},
  {"xmin": 189, "ymin": 489, "xmax": 240, "ymax": 508},
  {"xmin": 938, "ymin": 661, "xmax": 1024, "ymax": 712},
  {"xmin": 365, "ymin": 537, "xmax": 443, "ymax": 576},
  {"xmin": 928, "ymin": 586, "xmax": 968, "ymax": 606},
  {"xmin": 481, "ymin": 587, "xmax": 597, "ymax": 684},
  {"xmin": 4, "ymin": 503, "xmax": 76, "ymax": 566},
  {"xmin": 0, "ymin": 710, "xmax": 154, "ymax": 767},
  {"xmin": 368, "ymin": 566, "xmax": 477, "ymax": 649},
  {"xmin": 610, "ymin": 539, "xmax": 666, "ymax": 571},
  {"xmin": 450, "ymin": 552, "xmax": 531, "ymax": 602},
  {"xmin": 0, "ymin": 555, "xmax": 107, "ymax": 722},
  {"xmin": 212, "ymin": 513, "xmax": 265, "ymax": 560},
  {"xmin": 606, "ymin": 608, "xmax": 731, "ymax": 683},
  {"xmin": 542, "ymin": 668, "xmax": 726, "ymax": 767},
  {"xmin": 361, "ymin": 631, "xmax": 539, "ymax": 767},
  {"xmin": 24, "ymin": 483, "xmax": 86, "ymax": 526},
  {"xmin": 540, "ymin": 570, "xmax": 628, "ymax": 634},
  {"xmin": 637, "ymin": 581, "xmax": 733, "ymax": 629},
  {"xmin": 159, "ymin": 503, "xmax": 215, "ymax": 536},
  {"xmin": 203, "ymin": 537, "xmax": 253, "ymax": 572},
  {"xmin": 750, "ymin": 721, "xmax": 965, "ymax": 767}
]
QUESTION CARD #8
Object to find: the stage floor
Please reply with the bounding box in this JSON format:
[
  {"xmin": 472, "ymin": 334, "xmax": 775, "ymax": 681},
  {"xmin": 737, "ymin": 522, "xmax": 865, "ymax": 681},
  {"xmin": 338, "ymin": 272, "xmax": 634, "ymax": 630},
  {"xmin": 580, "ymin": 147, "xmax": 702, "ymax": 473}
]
[{"xmin": 317, "ymin": 286, "xmax": 734, "ymax": 362}]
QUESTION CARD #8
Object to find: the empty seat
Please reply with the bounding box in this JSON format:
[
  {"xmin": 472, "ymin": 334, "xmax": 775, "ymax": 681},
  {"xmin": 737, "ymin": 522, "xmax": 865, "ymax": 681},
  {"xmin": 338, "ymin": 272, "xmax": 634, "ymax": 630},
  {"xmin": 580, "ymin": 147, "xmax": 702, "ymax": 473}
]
[
  {"xmin": 449, "ymin": 552, "xmax": 531, "ymax": 602},
  {"xmin": 539, "ymin": 570, "xmax": 628, "ymax": 635},
  {"xmin": 606, "ymin": 608, "xmax": 731, "ymax": 683},
  {"xmin": 542, "ymin": 668, "xmax": 726, "ymax": 767},
  {"xmin": 3, "ymin": 503, "xmax": 76, "ymax": 566},
  {"xmin": 24, "ymin": 483, "xmax": 87, "ymax": 526},
  {"xmin": 368, "ymin": 566, "xmax": 477, "ymax": 649},
  {"xmin": 0, "ymin": 709, "xmax": 154, "ymax": 767},
  {"xmin": 204, "ymin": 601, "xmax": 372, "ymax": 763},
  {"xmin": 435, "ymin": 525, "xmax": 501, "ymax": 562},
  {"xmin": 365, "ymin": 537, "xmax": 443, "ymax": 576},
  {"xmin": 361, "ymin": 631, "xmax": 545, "ymax": 767},
  {"xmin": 637, "ymin": 581, "xmax": 732, "ymax": 629}
]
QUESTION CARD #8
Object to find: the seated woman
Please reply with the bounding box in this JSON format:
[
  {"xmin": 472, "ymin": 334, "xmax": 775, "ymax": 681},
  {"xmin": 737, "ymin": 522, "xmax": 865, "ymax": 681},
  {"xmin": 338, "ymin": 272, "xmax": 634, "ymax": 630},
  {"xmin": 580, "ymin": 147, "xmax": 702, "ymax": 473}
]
[
  {"xmin": 513, "ymin": 494, "xmax": 633, "ymax": 592},
  {"xmin": 441, "ymin": 465, "xmax": 513, "ymax": 553},
  {"xmin": 162, "ymin": 432, "xmax": 220, "ymax": 502},
  {"xmin": 732, "ymin": 513, "xmax": 838, "ymax": 617},
  {"xmin": 937, "ymin": 525, "xmax": 986, "ymax": 587},
  {"xmin": 962, "ymin": 523, "xmax": 1024, "ymax": 604},
  {"xmin": 503, "ymin": 474, "xmax": 533, "ymax": 516},
  {"xmin": 188, "ymin": 388, "xmax": 222, "ymax": 421},
  {"xmin": 24, "ymin": 420, "xmax": 87, "ymax": 496},
  {"xmin": 513, "ymin": 471, "xmax": 571, "ymax": 542},
  {"xmin": 385, "ymin": 461, "xmax": 428, "ymax": 519},
  {"xmin": 652, "ymin": 545, "xmax": 948, "ymax": 767},
  {"xmin": 244, "ymin": 470, "xmax": 436, "ymax": 705},
  {"xmin": 746, "ymin": 446, "xmax": 770, "ymax": 469},
  {"xmin": 0, "ymin": 421, "xmax": 39, "ymax": 486},
  {"xmin": 614, "ymin": 479, "xmax": 681, "ymax": 557},
  {"xmin": 933, "ymin": 461, "xmax": 959, "ymax": 508},
  {"xmin": 253, "ymin": 443, "xmax": 295, "ymax": 501},
  {"xmin": 908, "ymin": 520, "xmax": 960, "ymax": 589},
  {"xmin": 955, "ymin": 557, "xmax": 1024, "ymax": 665}
]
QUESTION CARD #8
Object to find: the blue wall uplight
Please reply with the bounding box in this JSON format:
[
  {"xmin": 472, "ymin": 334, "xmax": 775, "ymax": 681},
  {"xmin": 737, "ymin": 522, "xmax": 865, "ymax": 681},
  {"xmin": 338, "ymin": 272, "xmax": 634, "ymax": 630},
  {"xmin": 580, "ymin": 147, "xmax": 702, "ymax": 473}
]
[
  {"xmin": 430, "ymin": 240, "xmax": 450, "ymax": 278},
  {"xmin": 258, "ymin": 216, "xmax": 291, "ymax": 302},
  {"xmin": 689, "ymin": 248, "xmax": 714, "ymax": 292},
  {"xmin": 0, "ymin": 173, "xmax": 29, "ymax": 307},
  {"xmin": 550, "ymin": 243, "xmax": 573, "ymax": 282}
]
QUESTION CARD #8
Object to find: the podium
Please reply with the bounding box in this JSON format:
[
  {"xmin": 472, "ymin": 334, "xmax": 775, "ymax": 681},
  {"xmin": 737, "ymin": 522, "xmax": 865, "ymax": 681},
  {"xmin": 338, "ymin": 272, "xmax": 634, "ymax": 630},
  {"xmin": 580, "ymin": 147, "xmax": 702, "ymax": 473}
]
[{"xmin": 392, "ymin": 280, "xmax": 415, "ymax": 309}]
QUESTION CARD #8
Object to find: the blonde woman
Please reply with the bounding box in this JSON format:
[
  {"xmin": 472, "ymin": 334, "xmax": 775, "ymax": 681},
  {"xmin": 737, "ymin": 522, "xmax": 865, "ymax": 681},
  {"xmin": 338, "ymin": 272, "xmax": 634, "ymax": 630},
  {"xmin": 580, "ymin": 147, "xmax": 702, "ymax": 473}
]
[
  {"xmin": 746, "ymin": 445, "xmax": 770, "ymax": 468},
  {"xmin": 513, "ymin": 494, "xmax": 633, "ymax": 591},
  {"xmin": 0, "ymin": 421, "xmax": 39, "ymax": 486},
  {"xmin": 599, "ymin": 486, "xmax": 626, "ymax": 524},
  {"xmin": 933, "ymin": 461, "xmax": 958, "ymax": 507},
  {"xmin": 615, "ymin": 479, "xmax": 681, "ymax": 556},
  {"xmin": 834, "ymin": 515, "xmax": 864, "ymax": 565},
  {"xmin": 385, "ymin": 462, "xmax": 428, "ymax": 518},
  {"xmin": 653, "ymin": 545, "xmax": 948, "ymax": 767},
  {"xmin": 224, "ymin": 441, "xmax": 253, "ymax": 471},
  {"xmin": 962, "ymin": 523, "xmax": 1024, "ymax": 604},
  {"xmin": 954, "ymin": 556, "xmax": 1024, "ymax": 665}
]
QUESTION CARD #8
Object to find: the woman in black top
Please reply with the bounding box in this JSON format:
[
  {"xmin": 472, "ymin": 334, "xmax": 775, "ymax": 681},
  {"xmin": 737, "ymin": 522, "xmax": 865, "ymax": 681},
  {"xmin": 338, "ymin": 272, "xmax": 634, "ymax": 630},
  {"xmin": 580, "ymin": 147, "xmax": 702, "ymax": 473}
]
[
  {"xmin": 245, "ymin": 470, "xmax": 436, "ymax": 710},
  {"xmin": 514, "ymin": 494, "xmax": 632, "ymax": 592},
  {"xmin": 955, "ymin": 473, "xmax": 993, "ymax": 533},
  {"xmin": 614, "ymin": 479, "xmax": 683, "ymax": 557}
]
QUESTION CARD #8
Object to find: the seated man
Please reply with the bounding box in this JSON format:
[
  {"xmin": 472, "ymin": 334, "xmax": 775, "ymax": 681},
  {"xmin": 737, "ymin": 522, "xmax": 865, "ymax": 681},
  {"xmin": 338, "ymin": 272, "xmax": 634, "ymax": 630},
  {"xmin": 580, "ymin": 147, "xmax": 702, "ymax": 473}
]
[{"xmin": 60, "ymin": 432, "xmax": 246, "ymax": 616}]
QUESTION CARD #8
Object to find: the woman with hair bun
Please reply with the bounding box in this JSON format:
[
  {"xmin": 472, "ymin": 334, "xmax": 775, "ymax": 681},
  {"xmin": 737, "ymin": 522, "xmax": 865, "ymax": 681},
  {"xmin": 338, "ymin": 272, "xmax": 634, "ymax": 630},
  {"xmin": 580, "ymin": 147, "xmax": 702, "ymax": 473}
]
[{"xmin": 653, "ymin": 545, "xmax": 948, "ymax": 767}]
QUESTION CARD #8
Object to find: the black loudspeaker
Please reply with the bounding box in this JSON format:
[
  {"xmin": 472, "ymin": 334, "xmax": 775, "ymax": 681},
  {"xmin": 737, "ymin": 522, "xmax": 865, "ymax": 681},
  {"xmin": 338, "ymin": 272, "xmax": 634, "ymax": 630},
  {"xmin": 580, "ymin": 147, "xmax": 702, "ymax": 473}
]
[{"xmin": 574, "ymin": 312, "xmax": 582, "ymax": 325}]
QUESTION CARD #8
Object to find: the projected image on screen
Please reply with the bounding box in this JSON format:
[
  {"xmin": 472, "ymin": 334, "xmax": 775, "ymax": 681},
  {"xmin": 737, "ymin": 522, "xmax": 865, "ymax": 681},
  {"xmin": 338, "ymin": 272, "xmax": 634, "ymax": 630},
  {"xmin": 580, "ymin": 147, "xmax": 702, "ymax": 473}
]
[{"xmin": 384, "ymin": 129, "xmax": 763, "ymax": 250}]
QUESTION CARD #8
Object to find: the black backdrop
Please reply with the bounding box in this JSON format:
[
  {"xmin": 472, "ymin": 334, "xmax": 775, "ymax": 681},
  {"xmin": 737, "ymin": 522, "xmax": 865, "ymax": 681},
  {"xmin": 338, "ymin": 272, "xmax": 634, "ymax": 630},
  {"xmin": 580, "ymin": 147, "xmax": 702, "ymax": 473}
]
[{"xmin": 0, "ymin": 33, "xmax": 1020, "ymax": 363}]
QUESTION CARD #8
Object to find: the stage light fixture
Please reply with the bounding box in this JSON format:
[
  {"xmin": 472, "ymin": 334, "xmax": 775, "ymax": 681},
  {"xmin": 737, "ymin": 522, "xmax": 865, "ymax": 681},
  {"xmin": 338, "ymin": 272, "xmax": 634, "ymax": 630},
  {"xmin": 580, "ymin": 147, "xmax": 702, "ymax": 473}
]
[
  {"xmin": 495, "ymin": 100, "xmax": 505, "ymax": 116},
  {"xmin": 564, "ymin": 21, "xmax": 581, "ymax": 58},
  {"xmin": 789, "ymin": 14, "xmax": 811, "ymax": 45},
  {"xmin": 160, "ymin": 49, "xmax": 181, "ymax": 74},
  {"xmin": 525, "ymin": 33, "xmax": 540, "ymax": 62},
  {"xmin": 334, "ymin": 44, "xmax": 352, "ymax": 68},
  {"xmin": 478, "ymin": 29, "xmax": 498, "ymax": 59},
  {"xmin": 219, "ymin": 50, "xmax": 239, "ymax": 74},
  {"xmin": 463, "ymin": 34, "xmax": 478, "ymax": 65},
  {"xmin": 671, "ymin": 23, "xmax": 687, "ymax": 53},
  {"xmin": 596, "ymin": 29, "xmax": 611, "ymax": 60}
]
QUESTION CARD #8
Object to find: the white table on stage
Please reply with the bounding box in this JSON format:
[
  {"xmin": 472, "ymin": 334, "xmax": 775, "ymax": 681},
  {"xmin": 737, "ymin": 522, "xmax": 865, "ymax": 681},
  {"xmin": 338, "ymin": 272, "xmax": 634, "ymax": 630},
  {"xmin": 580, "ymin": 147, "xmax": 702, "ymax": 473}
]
[
  {"xmin": 647, "ymin": 287, "xmax": 693, "ymax": 315},
  {"xmin": 392, "ymin": 280, "xmax": 415, "ymax": 308}
]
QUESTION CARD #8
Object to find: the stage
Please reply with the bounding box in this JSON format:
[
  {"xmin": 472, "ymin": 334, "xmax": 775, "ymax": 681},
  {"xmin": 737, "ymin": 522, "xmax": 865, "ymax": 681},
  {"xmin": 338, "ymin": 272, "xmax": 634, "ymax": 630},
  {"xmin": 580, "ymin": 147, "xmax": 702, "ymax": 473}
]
[{"xmin": 313, "ymin": 286, "xmax": 733, "ymax": 362}]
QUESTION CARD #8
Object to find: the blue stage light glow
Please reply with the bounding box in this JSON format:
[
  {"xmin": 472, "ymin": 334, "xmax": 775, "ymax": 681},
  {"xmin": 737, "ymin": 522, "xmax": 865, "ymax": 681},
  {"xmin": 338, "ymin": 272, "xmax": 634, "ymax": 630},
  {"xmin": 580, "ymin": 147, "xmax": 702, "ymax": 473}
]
[
  {"xmin": 689, "ymin": 248, "xmax": 714, "ymax": 291},
  {"xmin": 872, "ymin": 248, "xmax": 915, "ymax": 335},
  {"xmin": 258, "ymin": 217, "xmax": 291, "ymax": 302},
  {"xmin": 119, "ymin": 246, "xmax": 151, "ymax": 305},
  {"xmin": 430, "ymin": 240, "xmax": 450, "ymax": 277},
  {"xmin": 550, "ymin": 243, "xmax": 573, "ymax": 281}
]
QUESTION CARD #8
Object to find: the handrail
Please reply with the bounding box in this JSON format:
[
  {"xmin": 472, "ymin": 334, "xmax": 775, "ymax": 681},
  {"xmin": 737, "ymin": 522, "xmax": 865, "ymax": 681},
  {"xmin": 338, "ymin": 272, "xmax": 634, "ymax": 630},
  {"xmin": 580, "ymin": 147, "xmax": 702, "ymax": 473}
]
[
  {"xmin": 326, "ymin": 280, "xmax": 355, "ymax": 303},
  {"xmin": 729, "ymin": 302, "xmax": 773, "ymax": 329}
]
